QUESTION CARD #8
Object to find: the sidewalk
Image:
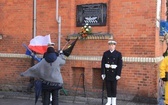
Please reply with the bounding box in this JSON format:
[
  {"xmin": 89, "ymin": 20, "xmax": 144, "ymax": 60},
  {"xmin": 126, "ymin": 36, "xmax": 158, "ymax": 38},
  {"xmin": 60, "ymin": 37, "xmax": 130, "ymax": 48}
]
[{"xmin": 0, "ymin": 91, "xmax": 157, "ymax": 105}]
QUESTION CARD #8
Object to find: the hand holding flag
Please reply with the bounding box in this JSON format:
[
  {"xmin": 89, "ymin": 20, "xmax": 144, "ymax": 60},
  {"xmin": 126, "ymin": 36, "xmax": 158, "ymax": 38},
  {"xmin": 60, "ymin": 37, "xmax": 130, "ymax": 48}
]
[{"xmin": 23, "ymin": 44, "xmax": 42, "ymax": 62}]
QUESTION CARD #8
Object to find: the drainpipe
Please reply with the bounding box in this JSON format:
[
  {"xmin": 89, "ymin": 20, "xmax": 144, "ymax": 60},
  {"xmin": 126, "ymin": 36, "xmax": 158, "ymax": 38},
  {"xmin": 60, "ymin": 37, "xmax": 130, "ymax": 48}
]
[
  {"xmin": 33, "ymin": 0, "xmax": 36, "ymax": 38},
  {"xmin": 31, "ymin": 0, "xmax": 37, "ymax": 66},
  {"xmin": 108, "ymin": 0, "xmax": 111, "ymax": 34},
  {"xmin": 56, "ymin": 0, "xmax": 61, "ymax": 51},
  {"xmin": 27, "ymin": 0, "xmax": 37, "ymax": 91}
]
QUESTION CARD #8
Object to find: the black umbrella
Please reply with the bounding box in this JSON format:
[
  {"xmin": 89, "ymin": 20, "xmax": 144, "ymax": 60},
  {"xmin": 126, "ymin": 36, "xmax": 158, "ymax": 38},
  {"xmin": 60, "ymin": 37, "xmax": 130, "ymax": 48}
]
[
  {"xmin": 63, "ymin": 37, "xmax": 78, "ymax": 57},
  {"xmin": 34, "ymin": 80, "xmax": 42, "ymax": 105}
]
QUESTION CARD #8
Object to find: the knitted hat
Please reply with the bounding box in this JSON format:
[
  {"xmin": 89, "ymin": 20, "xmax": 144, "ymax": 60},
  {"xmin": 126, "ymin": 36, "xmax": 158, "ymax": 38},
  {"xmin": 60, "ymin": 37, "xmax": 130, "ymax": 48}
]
[{"xmin": 47, "ymin": 47, "xmax": 55, "ymax": 53}]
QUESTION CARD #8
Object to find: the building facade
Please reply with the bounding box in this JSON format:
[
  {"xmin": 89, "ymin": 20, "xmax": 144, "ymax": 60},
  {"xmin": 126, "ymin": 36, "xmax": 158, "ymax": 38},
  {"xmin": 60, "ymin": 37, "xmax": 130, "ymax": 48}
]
[{"xmin": 0, "ymin": 0, "xmax": 167, "ymax": 102}]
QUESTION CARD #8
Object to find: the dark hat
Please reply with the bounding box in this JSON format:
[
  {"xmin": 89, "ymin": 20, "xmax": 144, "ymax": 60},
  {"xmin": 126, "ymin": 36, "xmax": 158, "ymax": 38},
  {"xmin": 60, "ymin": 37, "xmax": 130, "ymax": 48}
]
[
  {"xmin": 47, "ymin": 47, "xmax": 55, "ymax": 53},
  {"xmin": 108, "ymin": 40, "xmax": 117, "ymax": 45}
]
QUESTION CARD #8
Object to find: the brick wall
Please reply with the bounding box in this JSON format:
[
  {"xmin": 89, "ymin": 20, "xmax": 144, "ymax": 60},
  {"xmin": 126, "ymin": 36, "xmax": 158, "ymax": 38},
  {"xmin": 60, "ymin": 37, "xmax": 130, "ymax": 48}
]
[
  {"xmin": 0, "ymin": 57, "xmax": 31, "ymax": 91},
  {"xmin": 0, "ymin": 0, "xmax": 166, "ymax": 102}
]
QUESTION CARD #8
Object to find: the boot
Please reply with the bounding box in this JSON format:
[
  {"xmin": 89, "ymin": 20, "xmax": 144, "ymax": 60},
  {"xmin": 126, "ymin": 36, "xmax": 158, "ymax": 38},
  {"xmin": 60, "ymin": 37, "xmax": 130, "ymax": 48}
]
[
  {"xmin": 112, "ymin": 97, "xmax": 116, "ymax": 105},
  {"xmin": 105, "ymin": 97, "xmax": 111, "ymax": 105}
]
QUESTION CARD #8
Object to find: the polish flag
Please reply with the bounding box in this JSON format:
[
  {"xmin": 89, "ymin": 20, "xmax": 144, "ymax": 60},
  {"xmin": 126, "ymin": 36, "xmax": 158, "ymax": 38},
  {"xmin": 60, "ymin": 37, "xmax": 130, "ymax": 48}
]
[{"xmin": 28, "ymin": 34, "xmax": 51, "ymax": 54}]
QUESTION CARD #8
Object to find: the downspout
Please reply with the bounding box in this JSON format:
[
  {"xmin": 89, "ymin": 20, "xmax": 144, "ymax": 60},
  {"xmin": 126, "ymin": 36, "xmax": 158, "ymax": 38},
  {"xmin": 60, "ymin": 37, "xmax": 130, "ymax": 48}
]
[
  {"xmin": 108, "ymin": 0, "xmax": 111, "ymax": 34},
  {"xmin": 33, "ymin": 0, "xmax": 37, "ymax": 38},
  {"xmin": 28, "ymin": 0, "xmax": 37, "ymax": 90},
  {"xmin": 32, "ymin": 0, "xmax": 37, "ymax": 66},
  {"xmin": 56, "ymin": 0, "xmax": 61, "ymax": 51}
]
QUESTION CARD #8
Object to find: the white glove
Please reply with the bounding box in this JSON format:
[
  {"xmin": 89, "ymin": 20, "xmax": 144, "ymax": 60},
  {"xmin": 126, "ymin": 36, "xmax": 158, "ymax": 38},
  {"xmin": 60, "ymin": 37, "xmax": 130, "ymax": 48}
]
[
  {"xmin": 60, "ymin": 50, "xmax": 63, "ymax": 54},
  {"xmin": 111, "ymin": 64, "xmax": 117, "ymax": 69},
  {"xmin": 105, "ymin": 64, "xmax": 110, "ymax": 68},
  {"xmin": 116, "ymin": 75, "xmax": 121, "ymax": 80},
  {"xmin": 101, "ymin": 74, "xmax": 106, "ymax": 80}
]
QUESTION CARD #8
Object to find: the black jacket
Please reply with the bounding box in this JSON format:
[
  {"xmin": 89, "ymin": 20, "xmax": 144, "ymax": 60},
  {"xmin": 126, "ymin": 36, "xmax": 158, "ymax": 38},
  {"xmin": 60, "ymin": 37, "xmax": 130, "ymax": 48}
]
[{"xmin": 101, "ymin": 50, "xmax": 123, "ymax": 81}]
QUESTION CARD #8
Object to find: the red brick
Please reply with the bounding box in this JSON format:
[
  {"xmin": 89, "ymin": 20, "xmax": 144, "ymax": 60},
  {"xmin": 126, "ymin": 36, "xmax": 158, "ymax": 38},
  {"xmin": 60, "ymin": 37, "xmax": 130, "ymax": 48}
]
[{"xmin": 0, "ymin": 0, "xmax": 166, "ymax": 99}]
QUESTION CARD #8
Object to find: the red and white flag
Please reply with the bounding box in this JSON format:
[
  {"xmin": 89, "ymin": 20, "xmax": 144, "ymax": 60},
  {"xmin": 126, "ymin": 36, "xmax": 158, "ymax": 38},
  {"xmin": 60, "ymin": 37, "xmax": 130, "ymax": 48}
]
[{"xmin": 28, "ymin": 34, "xmax": 51, "ymax": 54}]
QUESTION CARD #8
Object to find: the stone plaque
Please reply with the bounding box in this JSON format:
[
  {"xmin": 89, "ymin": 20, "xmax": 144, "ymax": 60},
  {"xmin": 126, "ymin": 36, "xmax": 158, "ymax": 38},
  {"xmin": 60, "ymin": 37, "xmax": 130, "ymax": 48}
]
[{"xmin": 76, "ymin": 3, "xmax": 107, "ymax": 27}]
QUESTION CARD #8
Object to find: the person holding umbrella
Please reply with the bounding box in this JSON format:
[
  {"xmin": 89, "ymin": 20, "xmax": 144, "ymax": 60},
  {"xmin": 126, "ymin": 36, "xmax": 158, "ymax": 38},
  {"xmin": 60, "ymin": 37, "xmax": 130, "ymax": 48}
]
[
  {"xmin": 21, "ymin": 37, "xmax": 78, "ymax": 105},
  {"xmin": 101, "ymin": 40, "xmax": 123, "ymax": 105},
  {"xmin": 21, "ymin": 46, "xmax": 65, "ymax": 105}
]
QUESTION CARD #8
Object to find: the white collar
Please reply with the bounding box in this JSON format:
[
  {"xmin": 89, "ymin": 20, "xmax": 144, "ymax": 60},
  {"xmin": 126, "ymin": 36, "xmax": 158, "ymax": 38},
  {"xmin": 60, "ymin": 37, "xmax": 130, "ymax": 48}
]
[{"xmin": 110, "ymin": 50, "xmax": 114, "ymax": 53}]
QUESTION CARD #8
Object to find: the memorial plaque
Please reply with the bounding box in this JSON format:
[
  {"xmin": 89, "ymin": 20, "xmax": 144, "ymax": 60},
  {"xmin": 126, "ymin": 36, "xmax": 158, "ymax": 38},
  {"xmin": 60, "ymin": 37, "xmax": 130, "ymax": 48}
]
[{"xmin": 76, "ymin": 3, "xmax": 107, "ymax": 27}]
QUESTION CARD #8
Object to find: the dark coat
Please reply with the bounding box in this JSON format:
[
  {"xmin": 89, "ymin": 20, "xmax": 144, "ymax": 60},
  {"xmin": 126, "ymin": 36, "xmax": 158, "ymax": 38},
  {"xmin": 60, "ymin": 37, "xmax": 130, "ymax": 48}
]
[{"xmin": 101, "ymin": 50, "xmax": 123, "ymax": 81}]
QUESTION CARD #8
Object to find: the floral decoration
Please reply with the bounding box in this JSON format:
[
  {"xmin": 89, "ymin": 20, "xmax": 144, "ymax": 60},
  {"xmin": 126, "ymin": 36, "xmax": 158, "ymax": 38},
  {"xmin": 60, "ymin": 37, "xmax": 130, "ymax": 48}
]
[{"xmin": 79, "ymin": 23, "xmax": 92, "ymax": 39}]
